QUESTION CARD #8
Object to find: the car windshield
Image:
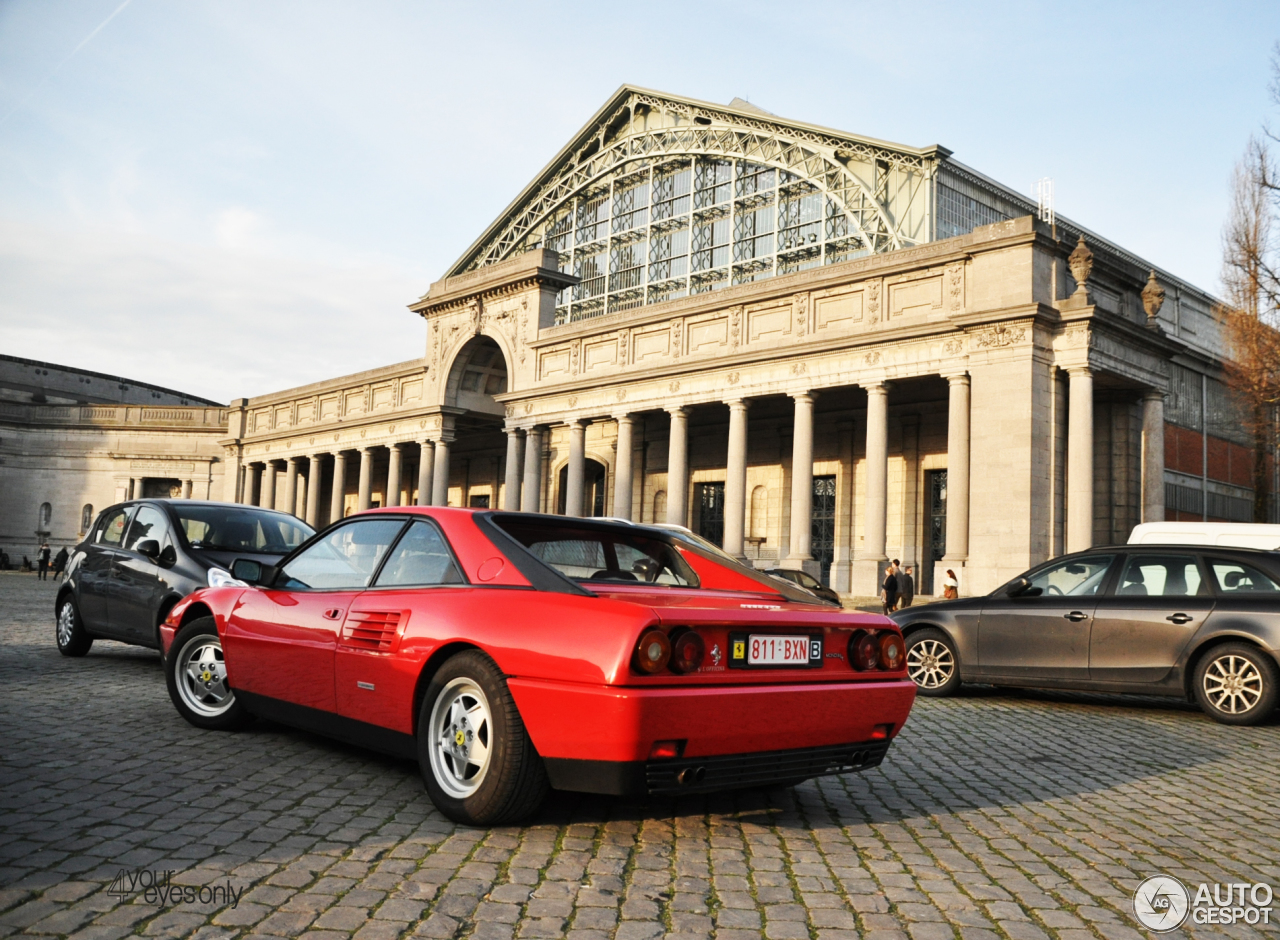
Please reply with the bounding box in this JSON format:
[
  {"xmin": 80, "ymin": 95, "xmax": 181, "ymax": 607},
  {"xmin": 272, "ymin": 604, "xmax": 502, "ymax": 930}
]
[
  {"xmin": 175, "ymin": 505, "xmax": 314, "ymax": 554},
  {"xmin": 496, "ymin": 519, "xmax": 698, "ymax": 586}
]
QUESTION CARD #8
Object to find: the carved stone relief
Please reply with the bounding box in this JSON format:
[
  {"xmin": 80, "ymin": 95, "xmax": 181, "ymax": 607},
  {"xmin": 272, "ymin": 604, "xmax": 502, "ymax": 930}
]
[{"xmin": 975, "ymin": 324, "xmax": 1026, "ymax": 348}]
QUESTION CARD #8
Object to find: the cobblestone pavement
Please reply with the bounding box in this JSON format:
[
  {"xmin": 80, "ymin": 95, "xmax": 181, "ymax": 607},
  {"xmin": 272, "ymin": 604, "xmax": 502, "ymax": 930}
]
[{"xmin": 1, "ymin": 572, "xmax": 1276, "ymax": 940}]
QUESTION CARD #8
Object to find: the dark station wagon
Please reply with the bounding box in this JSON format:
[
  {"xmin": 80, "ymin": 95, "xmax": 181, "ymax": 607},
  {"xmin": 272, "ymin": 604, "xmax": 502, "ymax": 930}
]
[{"xmin": 891, "ymin": 545, "xmax": 1280, "ymax": 724}]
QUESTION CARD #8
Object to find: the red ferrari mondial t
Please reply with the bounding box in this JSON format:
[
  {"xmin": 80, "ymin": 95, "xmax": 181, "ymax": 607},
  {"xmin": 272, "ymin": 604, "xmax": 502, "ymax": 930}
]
[{"xmin": 161, "ymin": 508, "xmax": 915, "ymax": 825}]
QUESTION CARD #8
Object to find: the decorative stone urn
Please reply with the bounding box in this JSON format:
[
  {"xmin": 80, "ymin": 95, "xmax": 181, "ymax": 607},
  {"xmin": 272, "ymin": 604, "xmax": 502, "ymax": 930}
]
[
  {"xmin": 1067, "ymin": 236, "xmax": 1093, "ymax": 296},
  {"xmin": 1141, "ymin": 269, "xmax": 1166, "ymax": 329}
]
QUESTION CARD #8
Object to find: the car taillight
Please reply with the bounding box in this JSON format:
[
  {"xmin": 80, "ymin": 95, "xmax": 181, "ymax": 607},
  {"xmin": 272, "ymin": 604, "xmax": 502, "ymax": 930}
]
[
  {"xmin": 849, "ymin": 630, "xmax": 881, "ymax": 671},
  {"xmin": 669, "ymin": 629, "xmax": 705, "ymax": 674},
  {"xmin": 634, "ymin": 629, "xmax": 671, "ymax": 674},
  {"xmin": 879, "ymin": 632, "xmax": 905, "ymax": 671}
]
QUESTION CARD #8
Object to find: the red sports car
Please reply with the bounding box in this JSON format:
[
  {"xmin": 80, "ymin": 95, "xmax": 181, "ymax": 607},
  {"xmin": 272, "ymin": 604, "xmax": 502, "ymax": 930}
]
[{"xmin": 161, "ymin": 508, "xmax": 915, "ymax": 825}]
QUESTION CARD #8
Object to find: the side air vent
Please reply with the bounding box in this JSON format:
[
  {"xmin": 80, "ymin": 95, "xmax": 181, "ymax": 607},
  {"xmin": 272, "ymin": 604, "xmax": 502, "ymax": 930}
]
[{"xmin": 340, "ymin": 611, "xmax": 404, "ymax": 651}]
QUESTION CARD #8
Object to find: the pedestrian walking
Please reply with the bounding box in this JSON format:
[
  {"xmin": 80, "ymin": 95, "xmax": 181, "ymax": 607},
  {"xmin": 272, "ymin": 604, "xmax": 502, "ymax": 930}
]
[
  {"xmin": 37, "ymin": 542, "xmax": 51, "ymax": 581},
  {"xmin": 942, "ymin": 568, "xmax": 959, "ymax": 600},
  {"xmin": 900, "ymin": 565, "xmax": 915, "ymax": 608},
  {"xmin": 52, "ymin": 547, "xmax": 69, "ymax": 580},
  {"xmin": 881, "ymin": 561, "xmax": 899, "ymax": 615}
]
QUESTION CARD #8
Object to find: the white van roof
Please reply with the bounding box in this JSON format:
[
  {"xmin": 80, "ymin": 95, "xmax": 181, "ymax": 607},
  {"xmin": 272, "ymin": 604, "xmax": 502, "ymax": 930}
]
[{"xmin": 1128, "ymin": 522, "xmax": 1280, "ymax": 551}]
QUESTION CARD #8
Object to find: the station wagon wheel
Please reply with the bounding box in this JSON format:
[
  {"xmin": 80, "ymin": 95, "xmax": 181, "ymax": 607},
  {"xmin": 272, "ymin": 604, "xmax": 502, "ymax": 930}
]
[
  {"xmin": 55, "ymin": 596, "xmax": 93, "ymax": 657},
  {"xmin": 418, "ymin": 651, "xmax": 548, "ymax": 826},
  {"xmin": 164, "ymin": 616, "xmax": 251, "ymax": 731},
  {"xmin": 905, "ymin": 628, "xmax": 961, "ymax": 697},
  {"xmin": 1193, "ymin": 642, "xmax": 1278, "ymax": 726}
]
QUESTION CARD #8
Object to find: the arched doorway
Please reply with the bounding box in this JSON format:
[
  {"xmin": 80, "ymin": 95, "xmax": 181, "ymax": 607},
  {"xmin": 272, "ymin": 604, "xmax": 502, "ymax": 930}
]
[{"xmin": 558, "ymin": 459, "xmax": 606, "ymax": 516}]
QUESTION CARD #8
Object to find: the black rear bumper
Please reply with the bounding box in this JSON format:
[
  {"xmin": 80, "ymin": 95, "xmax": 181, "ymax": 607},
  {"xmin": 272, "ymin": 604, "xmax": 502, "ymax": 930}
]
[{"xmin": 543, "ymin": 739, "xmax": 893, "ymax": 796}]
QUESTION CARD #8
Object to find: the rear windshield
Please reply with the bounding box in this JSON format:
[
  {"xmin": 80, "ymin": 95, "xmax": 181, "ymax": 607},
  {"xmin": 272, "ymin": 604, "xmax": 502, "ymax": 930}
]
[
  {"xmin": 496, "ymin": 519, "xmax": 698, "ymax": 587},
  {"xmin": 175, "ymin": 505, "xmax": 314, "ymax": 555}
]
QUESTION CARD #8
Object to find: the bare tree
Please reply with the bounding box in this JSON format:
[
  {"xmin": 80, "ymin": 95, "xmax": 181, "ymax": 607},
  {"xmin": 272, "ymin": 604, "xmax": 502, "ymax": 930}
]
[{"xmin": 1219, "ymin": 51, "xmax": 1280, "ymax": 520}]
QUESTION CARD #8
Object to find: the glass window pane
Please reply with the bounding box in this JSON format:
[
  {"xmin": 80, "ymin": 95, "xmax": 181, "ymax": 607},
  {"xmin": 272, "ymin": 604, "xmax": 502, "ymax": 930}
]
[
  {"xmin": 1024, "ymin": 555, "xmax": 1115, "ymax": 597},
  {"xmin": 175, "ymin": 505, "xmax": 312, "ymax": 553},
  {"xmin": 499, "ymin": 520, "xmax": 697, "ymax": 586},
  {"xmin": 374, "ymin": 520, "xmax": 463, "ymax": 587},
  {"xmin": 123, "ymin": 506, "xmax": 170, "ymax": 551},
  {"xmin": 1117, "ymin": 555, "xmax": 1202, "ymax": 596},
  {"xmin": 278, "ymin": 519, "xmax": 406, "ymax": 590},
  {"xmin": 98, "ymin": 507, "xmax": 133, "ymax": 546},
  {"xmin": 1210, "ymin": 559, "xmax": 1280, "ymax": 594}
]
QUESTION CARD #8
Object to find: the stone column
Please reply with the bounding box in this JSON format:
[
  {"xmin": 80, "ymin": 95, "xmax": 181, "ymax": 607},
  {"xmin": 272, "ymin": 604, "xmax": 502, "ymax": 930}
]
[
  {"xmin": 303, "ymin": 455, "xmax": 320, "ymax": 527},
  {"xmin": 283, "ymin": 457, "xmax": 299, "ymax": 517},
  {"xmin": 522, "ymin": 427, "xmax": 543, "ymax": 512},
  {"xmin": 498, "ymin": 429, "xmax": 521, "ymax": 511},
  {"xmin": 243, "ymin": 466, "xmax": 259, "ymax": 506},
  {"xmin": 1142, "ymin": 390, "xmax": 1166, "ymax": 524},
  {"xmin": 259, "ymin": 461, "xmax": 276, "ymax": 509},
  {"xmin": 666, "ymin": 407, "xmax": 688, "ymax": 526},
  {"xmin": 181, "ymin": 479, "xmax": 193, "ymax": 499},
  {"xmin": 783, "ymin": 392, "xmax": 817, "ymax": 572},
  {"xmin": 357, "ymin": 447, "xmax": 373, "ymax": 512},
  {"xmin": 613, "ymin": 415, "xmax": 635, "ymax": 520},
  {"xmin": 724, "ymin": 400, "xmax": 750, "ymax": 561},
  {"xmin": 854, "ymin": 381, "xmax": 889, "ymax": 594},
  {"xmin": 431, "ymin": 438, "xmax": 452, "ymax": 507},
  {"xmin": 330, "ymin": 452, "xmax": 347, "ymax": 521},
  {"xmin": 417, "ymin": 441, "xmax": 434, "ymax": 506},
  {"xmin": 386, "ymin": 444, "xmax": 402, "ymax": 508},
  {"xmin": 944, "ymin": 373, "xmax": 971, "ymax": 568},
  {"xmin": 565, "ymin": 420, "xmax": 587, "ymax": 516},
  {"xmin": 1067, "ymin": 368, "xmax": 1095, "ymax": 552}
]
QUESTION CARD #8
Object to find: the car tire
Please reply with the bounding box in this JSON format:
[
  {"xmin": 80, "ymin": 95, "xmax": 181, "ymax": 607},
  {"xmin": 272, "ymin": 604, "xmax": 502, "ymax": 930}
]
[
  {"xmin": 55, "ymin": 595, "xmax": 93, "ymax": 657},
  {"xmin": 418, "ymin": 650, "xmax": 549, "ymax": 825},
  {"xmin": 165, "ymin": 616, "xmax": 251, "ymax": 731},
  {"xmin": 1192, "ymin": 642, "xmax": 1279, "ymax": 726},
  {"xmin": 905, "ymin": 628, "xmax": 962, "ymax": 697}
]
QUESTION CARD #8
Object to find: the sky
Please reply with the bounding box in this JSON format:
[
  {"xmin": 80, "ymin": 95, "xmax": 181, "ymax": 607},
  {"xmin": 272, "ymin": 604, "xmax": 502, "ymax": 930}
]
[{"xmin": 1, "ymin": 1, "xmax": 1277, "ymax": 404}]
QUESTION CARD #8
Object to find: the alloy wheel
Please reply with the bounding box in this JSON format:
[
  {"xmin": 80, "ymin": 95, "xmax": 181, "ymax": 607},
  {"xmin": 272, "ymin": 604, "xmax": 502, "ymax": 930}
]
[
  {"xmin": 428, "ymin": 678, "xmax": 493, "ymax": 799},
  {"xmin": 1201, "ymin": 654, "xmax": 1264, "ymax": 715},
  {"xmin": 56, "ymin": 602, "xmax": 75, "ymax": 648},
  {"xmin": 907, "ymin": 638, "xmax": 955, "ymax": 690},
  {"xmin": 174, "ymin": 635, "xmax": 235, "ymax": 718}
]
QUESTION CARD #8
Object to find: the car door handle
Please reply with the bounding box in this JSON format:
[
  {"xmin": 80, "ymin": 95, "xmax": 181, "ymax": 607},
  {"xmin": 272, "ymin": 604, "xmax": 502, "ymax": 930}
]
[
  {"xmin": 1167, "ymin": 613, "xmax": 1194, "ymax": 624},
  {"xmin": 323, "ymin": 608, "xmax": 344, "ymax": 621},
  {"xmin": 1063, "ymin": 611, "xmax": 1088, "ymax": 622}
]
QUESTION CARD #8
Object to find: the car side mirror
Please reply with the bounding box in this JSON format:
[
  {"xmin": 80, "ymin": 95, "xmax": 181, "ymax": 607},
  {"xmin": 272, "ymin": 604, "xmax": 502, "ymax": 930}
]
[
  {"xmin": 1006, "ymin": 576, "xmax": 1032, "ymax": 597},
  {"xmin": 135, "ymin": 539, "xmax": 160, "ymax": 560},
  {"xmin": 230, "ymin": 558, "xmax": 274, "ymax": 585}
]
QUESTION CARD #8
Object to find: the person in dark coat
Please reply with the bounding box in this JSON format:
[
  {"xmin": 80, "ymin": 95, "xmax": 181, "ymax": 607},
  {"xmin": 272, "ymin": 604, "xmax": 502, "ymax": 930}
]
[
  {"xmin": 37, "ymin": 542, "xmax": 51, "ymax": 581},
  {"xmin": 52, "ymin": 547, "xmax": 69, "ymax": 580},
  {"xmin": 899, "ymin": 565, "xmax": 915, "ymax": 608},
  {"xmin": 881, "ymin": 561, "xmax": 899, "ymax": 615}
]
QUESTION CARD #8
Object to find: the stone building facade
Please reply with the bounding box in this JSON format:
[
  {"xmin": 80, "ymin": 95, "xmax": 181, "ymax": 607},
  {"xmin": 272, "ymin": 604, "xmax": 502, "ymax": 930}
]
[{"xmin": 5, "ymin": 88, "xmax": 1263, "ymax": 595}]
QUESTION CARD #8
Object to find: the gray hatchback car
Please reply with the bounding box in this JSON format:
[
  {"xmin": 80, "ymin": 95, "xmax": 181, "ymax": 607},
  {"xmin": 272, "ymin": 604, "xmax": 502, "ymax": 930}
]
[{"xmin": 891, "ymin": 545, "xmax": 1280, "ymax": 725}]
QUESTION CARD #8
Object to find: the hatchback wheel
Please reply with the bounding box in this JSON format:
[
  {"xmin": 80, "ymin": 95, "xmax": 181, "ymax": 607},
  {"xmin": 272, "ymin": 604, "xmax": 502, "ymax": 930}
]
[
  {"xmin": 165, "ymin": 617, "xmax": 250, "ymax": 730},
  {"xmin": 55, "ymin": 596, "xmax": 93, "ymax": 657},
  {"xmin": 905, "ymin": 628, "xmax": 961, "ymax": 697},
  {"xmin": 1193, "ymin": 643, "xmax": 1278, "ymax": 726},
  {"xmin": 418, "ymin": 650, "xmax": 548, "ymax": 825}
]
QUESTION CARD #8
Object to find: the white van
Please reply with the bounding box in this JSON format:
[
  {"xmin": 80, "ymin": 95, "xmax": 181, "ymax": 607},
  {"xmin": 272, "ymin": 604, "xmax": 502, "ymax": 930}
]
[{"xmin": 1128, "ymin": 521, "xmax": 1280, "ymax": 550}]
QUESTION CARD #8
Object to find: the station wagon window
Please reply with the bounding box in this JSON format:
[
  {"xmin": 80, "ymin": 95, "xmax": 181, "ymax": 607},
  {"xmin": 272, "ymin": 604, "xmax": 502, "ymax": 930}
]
[
  {"xmin": 1116, "ymin": 555, "xmax": 1204, "ymax": 597},
  {"xmin": 374, "ymin": 521, "xmax": 464, "ymax": 587},
  {"xmin": 276, "ymin": 519, "xmax": 405, "ymax": 590},
  {"xmin": 1022, "ymin": 555, "xmax": 1114, "ymax": 597},
  {"xmin": 1208, "ymin": 559, "xmax": 1280, "ymax": 594},
  {"xmin": 497, "ymin": 520, "xmax": 697, "ymax": 586},
  {"xmin": 97, "ymin": 506, "xmax": 133, "ymax": 547}
]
